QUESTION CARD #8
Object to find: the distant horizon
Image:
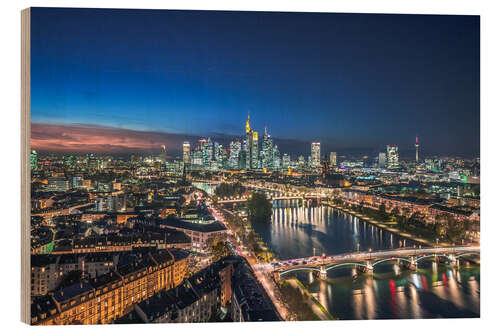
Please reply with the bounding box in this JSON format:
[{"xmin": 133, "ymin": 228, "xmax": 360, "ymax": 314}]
[{"xmin": 30, "ymin": 121, "xmax": 478, "ymax": 159}]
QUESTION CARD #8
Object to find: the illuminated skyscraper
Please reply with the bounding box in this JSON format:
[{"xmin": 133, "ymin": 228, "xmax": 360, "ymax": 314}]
[
  {"xmin": 229, "ymin": 139, "xmax": 241, "ymax": 170},
  {"xmin": 245, "ymin": 140, "xmax": 252, "ymax": 169},
  {"xmin": 198, "ymin": 139, "xmax": 207, "ymax": 165},
  {"xmin": 192, "ymin": 149, "xmax": 203, "ymax": 166},
  {"xmin": 386, "ymin": 145, "xmax": 399, "ymax": 169},
  {"xmin": 329, "ymin": 152, "xmax": 337, "ymax": 167},
  {"xmin": 246, "ymin": 110, "xmax": 251, "ymax": 134},
  {"xmin": 261, "ymin": 127, "xmax": 273, "ymax": 169},
  {"xmin": 282, "ymin": 153, "xmax": 291, "ymax": 170},
  {"xmin": 239, "ymin": 145, "xmax": 247, "ymax": 170},
  {"xmin": 273, "ymin": 145, "xmax": 281, "ymax": 170},
  {"xmin": 182, "ymin": 142, "xmax": 190, "ymax": 165},
  {"xmin": 30, "ymin": 150, "xmax": 38, "ymax": 170},
  {"xmin": 244, "ymin": 112, "xmax": 253, "ymax": 170},
  {"xmin": 200, "ymin": 138, "xmax": 214, "ymax": 166},
  {"xmin": 214, "ymin": 142, "xmax": 224, "ymax": 169},
  {"xmin": 311, "ymin": 142, "xmax": 321, "ymax": 168},
  {"xmin": 241, "ymin": 138, "xmax": 248, "ymax": 170},
  {"xmin": 251, "ymin": 131, "xmax": 259, "ymax": 169}
]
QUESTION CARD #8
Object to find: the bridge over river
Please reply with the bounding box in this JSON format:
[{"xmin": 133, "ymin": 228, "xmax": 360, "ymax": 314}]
[
  {"xmin": 217, "ymin": 185, "xmax": 326, "ymax": 204},
  {"xmin": 267, "ymin": 246, "xmax": 480, "ymax": 280}
]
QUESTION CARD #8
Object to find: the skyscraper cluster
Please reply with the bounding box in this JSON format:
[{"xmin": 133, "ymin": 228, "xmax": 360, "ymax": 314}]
[
  {"xmin": 181, "ymin": 112, "xmax": 323, "ymax": 173},
  {"xmin": 170, "ymin": 114, "xmax": 419, "ymax": 173}
]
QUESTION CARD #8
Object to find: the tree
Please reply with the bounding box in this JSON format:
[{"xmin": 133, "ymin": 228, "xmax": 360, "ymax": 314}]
[
  {"xmin": 207, "ymin": 235, "xmax": 232, "ymax": 262},
  {"xmin": 379, "ymin": 203, "xmax": 386, "ymax": 215},
  {"xmin": 377, "ymin": 203, "xmax": 388, "ymax": 221},
  {"xmin": 391, "ymin": 207, "xmax": 400, "ymax": 217},
  {"xmin": 246, "ymin": 192, "xmax": 273, "ymax": 224},
  {"xmin": 445, "ymin": 216, "xmax": 466, "ymax": 243},
  {"xmin": 395, "ymin": 215, "xmax": 404, "ymax": 229},
  {"xmin": 277, "ymin": 281, "xmax": 320, "ymax": 321},
  {"xmin": 401, "ymin": 207, "xmax": 410, "ymax": 219},
  {"xmin": 245, "ymin": 231, "xmax": 260, "ymax": 253},
  {"xmin": 390, "ymin": 207, "xmax": 401, "ymax": 223},
  {"xmin": 215, "ymin": 182, "xmax": 245, "ymax": 198},
  {"xmin": 358, "ymin": 201, "xmax": 365, "ymax": 212},
  {"xmin": 434, "ymin": 222, "xmax": 446, "ymax": 238}
]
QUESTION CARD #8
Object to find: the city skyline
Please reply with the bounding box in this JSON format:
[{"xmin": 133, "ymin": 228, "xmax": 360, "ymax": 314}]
[
  {"xmin": 30, "ymin": 116, "xmax": 469, "ymax": 159},
  {"xmin": 30, "ymin": 8, "xmax": 479, "ymax": 156},
  {"xmin": 30, "ymin": 111, "xmax": 478, "ymax": 179}
]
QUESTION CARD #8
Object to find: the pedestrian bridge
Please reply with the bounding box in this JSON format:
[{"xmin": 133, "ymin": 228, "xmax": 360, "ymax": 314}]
[
  {"xmin": 274, "ymin": 246, "xmax": 480, "ymax": 279},
  {"xmin": 218, "ymin": 196, "xmax": 305, "ymax": 204}
]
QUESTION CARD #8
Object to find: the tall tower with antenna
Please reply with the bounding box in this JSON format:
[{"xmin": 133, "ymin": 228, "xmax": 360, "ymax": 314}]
[
  {"xmin": 415, "ymin": 136, "xmax": 419, "ymax": 163},
  {"xmin": 246, "ymin": 110, "xmax": 251, "ymax": 134},
  {"xmin": 245, "ymin": 110, "xmax": 253, "ymax": 170}
]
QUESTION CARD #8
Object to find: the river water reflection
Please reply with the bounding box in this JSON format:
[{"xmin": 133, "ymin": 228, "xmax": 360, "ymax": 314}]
[{"xmin": 251, "ymin": 203, "xmax": 480, "ymax": 319}]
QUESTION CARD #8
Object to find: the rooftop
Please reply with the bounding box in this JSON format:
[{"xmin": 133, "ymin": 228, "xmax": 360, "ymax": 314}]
[
  {"xmin": 161, "ymin": 218, "xmax": 227, "ymax": 233},
  {"xmin": 53, "ymin": 281, "xmax": 93, "ymax": 303}
]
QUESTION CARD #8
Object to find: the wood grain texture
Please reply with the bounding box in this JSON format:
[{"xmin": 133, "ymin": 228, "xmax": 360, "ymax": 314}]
[{"xmin": 21, "ymin": 7, "xmax": 31, "ymax": 325}]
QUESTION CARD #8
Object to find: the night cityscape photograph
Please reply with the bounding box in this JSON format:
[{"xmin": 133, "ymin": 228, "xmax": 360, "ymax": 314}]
[{"xmin": 27, "ymin": 7, "xmax": 480, "ymax": 324}]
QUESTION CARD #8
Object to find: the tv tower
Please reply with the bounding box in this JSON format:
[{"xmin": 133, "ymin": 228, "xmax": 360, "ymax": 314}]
[{"xmin": 415, "ymin": 136, "xmax": 419, "ymax": 163}]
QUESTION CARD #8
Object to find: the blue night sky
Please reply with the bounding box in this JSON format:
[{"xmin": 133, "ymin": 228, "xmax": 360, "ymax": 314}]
[{"xmin": 30, "ymin": 8, "xmax": 479, "ymax": 156}]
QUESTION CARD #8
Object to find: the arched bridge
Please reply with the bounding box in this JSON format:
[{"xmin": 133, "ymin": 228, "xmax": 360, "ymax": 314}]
[
  {"xmin": 218, "ymin": 196, "xmax": 304, "ymax": 204},
  {"xmin": 273, "ymin": 246, "xmax": 480, "ymax": 279}
]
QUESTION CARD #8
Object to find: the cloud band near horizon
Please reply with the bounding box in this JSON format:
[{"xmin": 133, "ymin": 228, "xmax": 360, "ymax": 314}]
[
  {"xmin": 31, "ymin": 123, "xmax": 192, "ymax": 155},
  {"xmin": 30, "ymin": 122, "xmax": 316, "ymax": 157}
]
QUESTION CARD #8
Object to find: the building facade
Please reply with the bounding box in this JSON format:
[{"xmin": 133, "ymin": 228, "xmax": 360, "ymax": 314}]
[
  {"xmin": 386, "ymin": 145, "xmax": 399, "ymax": 169},
  {"xmin": 31, "ymin": 248, "xmax": 189, "ymax": 325},
  {"xmin": 311, "ymin": 142, "xmax": 321, "ymax": 168},
  {"xmin": 182, "ymin": 142, "xmax": 190, "ymax": 165},
  {"xmin": 329, "ymin": 152, "xmax": 337, "ymax": 167}
]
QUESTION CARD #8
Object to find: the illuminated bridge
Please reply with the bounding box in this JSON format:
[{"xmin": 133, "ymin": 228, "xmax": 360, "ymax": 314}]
[
  {"xmin": 272, "ymin": 246, "xmax": 480, "ymax": 280},
  {"xmin": 245, "ymin": 183, "xmax": 329, "ymax": 199},
  {"xmin": 218, "ymin": 196, "xmax": 304, "ymax": 204}
]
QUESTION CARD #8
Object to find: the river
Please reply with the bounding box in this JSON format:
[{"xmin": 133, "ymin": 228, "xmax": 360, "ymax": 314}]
[{"xmin": 251, "ymin": 202, "xmax": 480, "ymax": 320}]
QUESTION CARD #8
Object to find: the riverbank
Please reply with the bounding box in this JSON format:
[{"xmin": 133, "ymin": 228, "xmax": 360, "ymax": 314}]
[
  {"xmin": 323, "ymin": 203, "xmax": 451, "ymax": 247},
  {"xmin": 290, "ymin": 279, "xmax": 335, "ymax": 320}
]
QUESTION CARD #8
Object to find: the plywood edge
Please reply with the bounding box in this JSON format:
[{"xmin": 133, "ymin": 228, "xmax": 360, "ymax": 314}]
[{"xmin": 21, "ymin": 7, "xmax": 31, "ymax": 325}]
